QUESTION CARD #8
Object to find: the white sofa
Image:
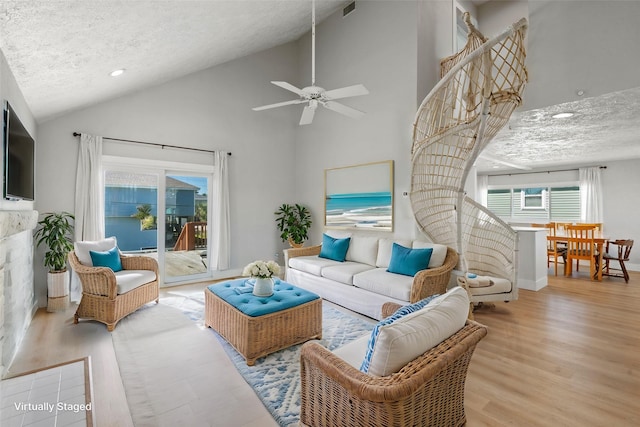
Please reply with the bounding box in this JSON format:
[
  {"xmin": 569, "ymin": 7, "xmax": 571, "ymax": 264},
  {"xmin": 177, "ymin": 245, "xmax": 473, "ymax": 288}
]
[{"xmin": 284, "ymin": 234, "xmax": 458, "ymax": 320}]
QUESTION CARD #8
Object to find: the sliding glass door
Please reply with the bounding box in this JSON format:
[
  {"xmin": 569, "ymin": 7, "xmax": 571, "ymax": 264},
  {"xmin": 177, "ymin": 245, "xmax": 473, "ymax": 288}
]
[
  {"xmin": 103, "ymin": 161, "xmax": 213, "ymax": 285},
  {"xmin": 164, "ymin": 174, "xmax": 210, "ymax": 282}
]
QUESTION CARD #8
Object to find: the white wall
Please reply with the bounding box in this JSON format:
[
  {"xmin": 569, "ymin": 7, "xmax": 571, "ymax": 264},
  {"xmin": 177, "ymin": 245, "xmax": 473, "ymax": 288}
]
[
  {"xmin": 293, "ymin": 0, "xmax": 451, "ymax": 243},
  {"xmin": 477, "ymin": 0, "xmax": 528, "ymax": 39},
  {"xmin": 35, "ymin": 42, "xmax": 301, "ymax": 305},
  {"xmin": 525, "ymin": 0, "xmax": 640, "ymax": 110}
]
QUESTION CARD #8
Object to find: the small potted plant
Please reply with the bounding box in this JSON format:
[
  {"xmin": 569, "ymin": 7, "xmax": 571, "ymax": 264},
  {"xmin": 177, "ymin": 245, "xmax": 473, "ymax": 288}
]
[
  {"xmin": 34, "ymin": 212, "xmax": 75, "ymax": 312},
  {"xmin": 275, "ymin": 203, "xmax": 312, "ymax": 248}
]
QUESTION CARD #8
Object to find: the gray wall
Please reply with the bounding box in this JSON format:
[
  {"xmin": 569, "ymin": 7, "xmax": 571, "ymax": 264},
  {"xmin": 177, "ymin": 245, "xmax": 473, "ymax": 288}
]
[{"xmin": 292, "ymin": 0, "xmax": 451, "ymax": 243}]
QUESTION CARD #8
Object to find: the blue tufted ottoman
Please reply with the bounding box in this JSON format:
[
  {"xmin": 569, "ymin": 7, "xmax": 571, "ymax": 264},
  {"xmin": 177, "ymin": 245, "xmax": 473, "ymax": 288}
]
[{"xmin": 204, "ymin": 278, "xmax": 322, "ymax": 365}]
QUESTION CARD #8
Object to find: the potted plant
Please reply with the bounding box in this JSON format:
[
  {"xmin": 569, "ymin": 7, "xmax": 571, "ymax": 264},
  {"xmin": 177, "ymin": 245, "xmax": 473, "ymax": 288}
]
[
  {"xmin": 34, "ymin": 212, "xmax": 75, "ymax": 312},
  {"xmin": 275, "ymin": 203, "xmax": 312, "ymax": 248}
]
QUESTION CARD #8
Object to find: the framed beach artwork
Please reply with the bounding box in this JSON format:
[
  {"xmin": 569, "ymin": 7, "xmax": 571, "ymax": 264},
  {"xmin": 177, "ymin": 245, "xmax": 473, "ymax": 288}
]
[{"xmin": 324, "ymin": 160, "xmax": 394, "ymax": 231}]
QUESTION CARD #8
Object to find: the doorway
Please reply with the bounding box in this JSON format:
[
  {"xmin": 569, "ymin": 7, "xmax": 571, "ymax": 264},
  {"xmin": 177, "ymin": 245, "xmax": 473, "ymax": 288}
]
[{"xmin": 103, "ymin": 161, "xmax": 214, "ymax": 285}]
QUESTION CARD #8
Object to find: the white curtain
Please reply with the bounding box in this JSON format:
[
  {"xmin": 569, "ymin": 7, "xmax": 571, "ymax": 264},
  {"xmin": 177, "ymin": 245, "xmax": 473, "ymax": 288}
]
[
  {"xmin": 71, "ymin": 133, "xmax": 104, "ymax": 301},
  {"xmin": 211, "ymin": 151, "xmax": 230, "ymax": 270},
  {"xmin": 477, "ymin": 174, "xmax": 488, "ymax": 207},
  {"xmin": 579, "ymin": 166, "xmax": 603, "ymax": 223}
]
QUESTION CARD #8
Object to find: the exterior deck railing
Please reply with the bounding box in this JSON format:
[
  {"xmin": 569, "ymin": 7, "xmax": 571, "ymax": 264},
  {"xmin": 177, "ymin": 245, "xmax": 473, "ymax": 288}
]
[{"xmin": 173, "ymin": 221, "xmax": 207, "ymax": 251}]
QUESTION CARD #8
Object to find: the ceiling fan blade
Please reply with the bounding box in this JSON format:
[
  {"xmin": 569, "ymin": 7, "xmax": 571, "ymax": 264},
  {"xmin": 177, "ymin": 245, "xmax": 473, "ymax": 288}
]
[
  {"xmin": 271, "ymin": 81, "xmax": 306, "ymax": 96},
  {"xmin": 299, "ymin": 104, "xmax": 317, "ymax": 125},
  {"xmin": 323, "ymin": 101, "xmax": 365, "ymax": 119},
  {"xmin": 323, "ymin": 84, "xmax": 369, "ymax": 100},
  {"xmin": 252, "ymin": 99, "xmax": 306, "ymax": 111}
]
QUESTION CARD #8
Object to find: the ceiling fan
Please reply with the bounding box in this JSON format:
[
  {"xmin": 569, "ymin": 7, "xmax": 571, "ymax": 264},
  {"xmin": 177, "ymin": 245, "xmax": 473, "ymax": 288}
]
[{"xmin": 252, "ymin": 0, "xmax": 369, "ymax": 125}]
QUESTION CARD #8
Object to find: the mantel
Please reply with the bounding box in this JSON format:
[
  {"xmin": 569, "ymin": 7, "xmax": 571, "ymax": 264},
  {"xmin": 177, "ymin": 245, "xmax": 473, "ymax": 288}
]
[{"xmin": 0, "ymin": 210, "xmax": 39, "ymax": 240}]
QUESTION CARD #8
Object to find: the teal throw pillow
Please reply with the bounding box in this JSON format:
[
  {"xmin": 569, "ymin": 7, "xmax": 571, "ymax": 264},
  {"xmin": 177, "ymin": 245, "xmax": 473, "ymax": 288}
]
[
  {"xmin": 319, "ymin": 234, "xmax": 351, "ymax": 262},
  {"xmin": 360, "ymin": 293, "xmax": 440, "ymax": 373},
  {"xmin": 386, "ymin": 243, "xmax": 433, "ymax": 277},
  {"xmin": 89, "ymin": 246, "xmax": 123, "ymax": 272}
]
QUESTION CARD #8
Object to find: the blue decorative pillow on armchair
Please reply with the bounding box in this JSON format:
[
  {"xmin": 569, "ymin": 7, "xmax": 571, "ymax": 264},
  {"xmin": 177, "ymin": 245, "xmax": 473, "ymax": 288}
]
[
  {"xmin": 319, "ymin": 234, "xmax": 351, "ymax": 262},
  {"xmin": 89, "ymin": 246, "xmax": 123, "ymax": 272}
]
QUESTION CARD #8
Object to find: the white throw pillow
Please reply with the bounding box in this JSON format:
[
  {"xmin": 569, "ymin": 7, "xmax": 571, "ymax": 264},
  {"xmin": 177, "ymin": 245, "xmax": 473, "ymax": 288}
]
[
  {"xmin": 74, "ymin": 237, "xmax": 118, "ymax": 266},
  {"xmin": 362, "ymin": 286, "xmax": 469, "ymax": 377},
  {"xmin": 346, "ymin": 236, "xmax": 379, "ymax": 266},
  {"xmin": 412, "ymin": 241, "xmax": 448, "ymax": 269}
]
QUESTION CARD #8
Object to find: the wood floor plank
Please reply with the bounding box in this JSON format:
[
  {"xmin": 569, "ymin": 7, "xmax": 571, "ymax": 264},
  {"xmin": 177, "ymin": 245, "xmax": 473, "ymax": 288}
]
[{"xmin": 467, "ymin": 270, "xmax": 640, "ymax": 427}]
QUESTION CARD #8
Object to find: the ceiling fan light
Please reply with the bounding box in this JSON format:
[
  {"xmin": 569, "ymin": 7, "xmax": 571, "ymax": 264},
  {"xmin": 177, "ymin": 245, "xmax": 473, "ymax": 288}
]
[{"xmin": 110, "ymin": 69, "xmax": 125, "ymax": 77}]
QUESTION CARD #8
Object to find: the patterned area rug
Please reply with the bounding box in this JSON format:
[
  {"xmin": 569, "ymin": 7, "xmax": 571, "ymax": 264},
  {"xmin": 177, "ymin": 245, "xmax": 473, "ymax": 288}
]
[{"xmin": 163, "ymin": 288, "xmax": 375, "ymax": 427}]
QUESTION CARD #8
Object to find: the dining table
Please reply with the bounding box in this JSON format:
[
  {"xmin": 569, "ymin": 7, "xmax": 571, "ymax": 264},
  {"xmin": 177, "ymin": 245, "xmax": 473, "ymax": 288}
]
[{"xmin": 547, "ymin": 230, "xmax": 609, "ymax": 280}]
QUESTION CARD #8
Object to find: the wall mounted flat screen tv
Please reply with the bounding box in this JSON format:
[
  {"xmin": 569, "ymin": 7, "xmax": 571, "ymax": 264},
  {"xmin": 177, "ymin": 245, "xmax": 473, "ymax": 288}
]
[{"xmin": 3, "ymin": 101, "xmax": 35, "ymax": 201}]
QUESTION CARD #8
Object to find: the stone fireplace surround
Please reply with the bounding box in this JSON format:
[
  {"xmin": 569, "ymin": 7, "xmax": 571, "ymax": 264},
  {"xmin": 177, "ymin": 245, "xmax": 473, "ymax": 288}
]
[{"xmin": 0, "ymin": 210, "xmax": 38, "ymax": 378}]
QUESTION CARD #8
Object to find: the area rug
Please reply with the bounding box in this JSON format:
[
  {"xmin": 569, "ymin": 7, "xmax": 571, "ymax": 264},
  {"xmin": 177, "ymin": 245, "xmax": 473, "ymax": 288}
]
[{"xmin": 162, "ymin": 288, "xmax": 375, "ymax": 427}]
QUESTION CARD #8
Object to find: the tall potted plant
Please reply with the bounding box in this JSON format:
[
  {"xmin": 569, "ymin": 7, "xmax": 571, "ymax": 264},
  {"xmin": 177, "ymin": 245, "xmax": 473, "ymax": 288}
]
[
  {"xmin": 275, "ymin": 203, "xmax": 312, "ymax": 248},
  {"xmin": 34, "ymin": 212, "xmax": 75, "ymax": 312}
]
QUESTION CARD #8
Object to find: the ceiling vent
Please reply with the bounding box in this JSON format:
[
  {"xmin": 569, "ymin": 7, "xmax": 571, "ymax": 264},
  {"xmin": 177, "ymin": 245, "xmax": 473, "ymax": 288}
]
[{"xmin": 343, "ymin": 1, "xmax": 356, "ymax": 17}]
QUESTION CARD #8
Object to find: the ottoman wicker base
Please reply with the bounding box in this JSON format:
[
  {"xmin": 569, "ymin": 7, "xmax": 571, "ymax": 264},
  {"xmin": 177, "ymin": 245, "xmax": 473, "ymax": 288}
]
[{"xmin": 205, "ymin": 281, "xmax": 322, "ymax": 365}]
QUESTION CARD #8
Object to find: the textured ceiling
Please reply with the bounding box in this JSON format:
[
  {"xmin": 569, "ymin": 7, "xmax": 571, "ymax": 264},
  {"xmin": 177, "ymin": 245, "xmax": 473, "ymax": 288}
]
[
  {"xmin": 0, "ymin": 0, "xmax": 639, "ymax": 173},
  {"xmin": 479, "ymin": 86, "xmax": 640, "ymax": 173},
  {"xmin": 0, "ymin": 0, "xmax": 346, "ymax": 121}
]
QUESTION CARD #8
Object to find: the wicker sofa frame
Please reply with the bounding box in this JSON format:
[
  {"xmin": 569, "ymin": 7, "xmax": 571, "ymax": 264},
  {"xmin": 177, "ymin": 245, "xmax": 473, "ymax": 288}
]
[
  {"xmin": 68, "ymin": 251, "xmax": 159, "ymax": 331},
  {"xmin": 299, "ymin": 301, "xmax": 487, "ymax": 427}
]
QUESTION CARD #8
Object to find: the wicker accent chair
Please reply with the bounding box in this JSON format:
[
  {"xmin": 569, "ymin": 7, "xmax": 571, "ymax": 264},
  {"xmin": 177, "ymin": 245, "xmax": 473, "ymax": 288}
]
[
  {"xmin": 69, "ymin": 251, "xmax": 159, "ymax": 331},
  {"xmin": 299, "ymin": 302, "xmax": 488, "ymax": 427}
]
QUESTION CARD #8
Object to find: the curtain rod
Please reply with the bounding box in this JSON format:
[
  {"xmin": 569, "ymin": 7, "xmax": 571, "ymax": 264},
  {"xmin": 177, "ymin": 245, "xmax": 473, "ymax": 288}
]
[
  {"xmin": 488, "ymin": 165, "xmax": 606, "ymax": 178},
  {"xmin": 72, "ymin": 132, "xmax": 231, "ymax": 156}
]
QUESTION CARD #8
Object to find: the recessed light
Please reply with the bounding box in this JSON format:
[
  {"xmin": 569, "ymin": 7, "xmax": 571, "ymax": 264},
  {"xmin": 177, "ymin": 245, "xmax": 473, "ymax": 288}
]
[
  {"xmin": 576, "ymin": 89, "xmax": 585, "ymax": 96},
  {"xmin": 552, "ymin": 112, "xmax": 574, "ymax": 119},
  {"xmin": 110, "ymin": 69, "xmax": 125, "ymax": 77}
]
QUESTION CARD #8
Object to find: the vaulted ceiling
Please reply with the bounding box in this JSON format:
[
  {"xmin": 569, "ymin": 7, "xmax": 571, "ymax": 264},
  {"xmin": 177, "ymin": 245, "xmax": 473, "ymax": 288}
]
[{"xmin": 1, "ymin": 0, "xmax": 639, "ymax": 173}]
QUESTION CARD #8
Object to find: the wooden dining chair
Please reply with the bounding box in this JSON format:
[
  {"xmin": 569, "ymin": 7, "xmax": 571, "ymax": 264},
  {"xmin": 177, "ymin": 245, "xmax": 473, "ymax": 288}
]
[
  {"xmin": 565, "ymin": 224, "xmax": 598, "ymax": 279},
  {"xmin": 554, "ymin": 222, "xmax": 572, "ymax": 233},
  {"xmin": 531, "ymin": 222, "xmax": 565, "ymax": 275},
  {"xmin": 602, "ymin": 239, "xmax": 634, "ymax": 283},
  {"xmin": 581, "ymin": 223, "xmax": 603, "ymax": 231}
]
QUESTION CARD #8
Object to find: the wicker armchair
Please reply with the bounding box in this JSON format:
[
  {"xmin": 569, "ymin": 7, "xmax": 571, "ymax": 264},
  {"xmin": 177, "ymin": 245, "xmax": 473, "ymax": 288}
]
[
  {"xmin": 300, "ymin": 300, "xmax": 487, "ymax": 427},
  {"xmin": 68, "ymin": 251, "xmax": 159, "ymax": 331}
]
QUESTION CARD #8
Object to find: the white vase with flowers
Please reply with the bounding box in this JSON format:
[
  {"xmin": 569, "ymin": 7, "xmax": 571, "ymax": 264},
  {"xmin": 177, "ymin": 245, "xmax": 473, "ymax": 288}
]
[{"xmin": 242, "ymin": 260, "xmax": 281, "ymax": 297}]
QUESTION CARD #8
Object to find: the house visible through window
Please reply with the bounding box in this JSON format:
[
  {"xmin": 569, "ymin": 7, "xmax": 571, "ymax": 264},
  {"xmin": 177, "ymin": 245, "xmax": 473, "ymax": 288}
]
[
  {"xmin": 520, "ymin": 187, "xmax": 546, "ymax": 210},
  {"xmin": 487, "ymin": 186, "xmax": 580, "ymax": 222}
]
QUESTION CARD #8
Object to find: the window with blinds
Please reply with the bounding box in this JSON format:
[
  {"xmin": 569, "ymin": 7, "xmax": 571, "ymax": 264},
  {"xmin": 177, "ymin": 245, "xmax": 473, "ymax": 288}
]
[{"xmin": 487, "ymin": 186, "xmax": 580, "ymax": 221}]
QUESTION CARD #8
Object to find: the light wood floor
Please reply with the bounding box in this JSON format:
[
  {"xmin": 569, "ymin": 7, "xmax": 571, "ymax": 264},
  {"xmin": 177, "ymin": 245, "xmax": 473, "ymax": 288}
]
[{"xmin": 5, "ymin": 270, "xmax": 640, "ymax": 426}]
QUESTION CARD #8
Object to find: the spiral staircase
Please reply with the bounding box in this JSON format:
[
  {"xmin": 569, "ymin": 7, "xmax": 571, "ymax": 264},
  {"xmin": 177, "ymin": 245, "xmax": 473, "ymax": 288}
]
[{"xmin": 410, "ymin": 13, "xmax": 528, "ymax": 300}]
